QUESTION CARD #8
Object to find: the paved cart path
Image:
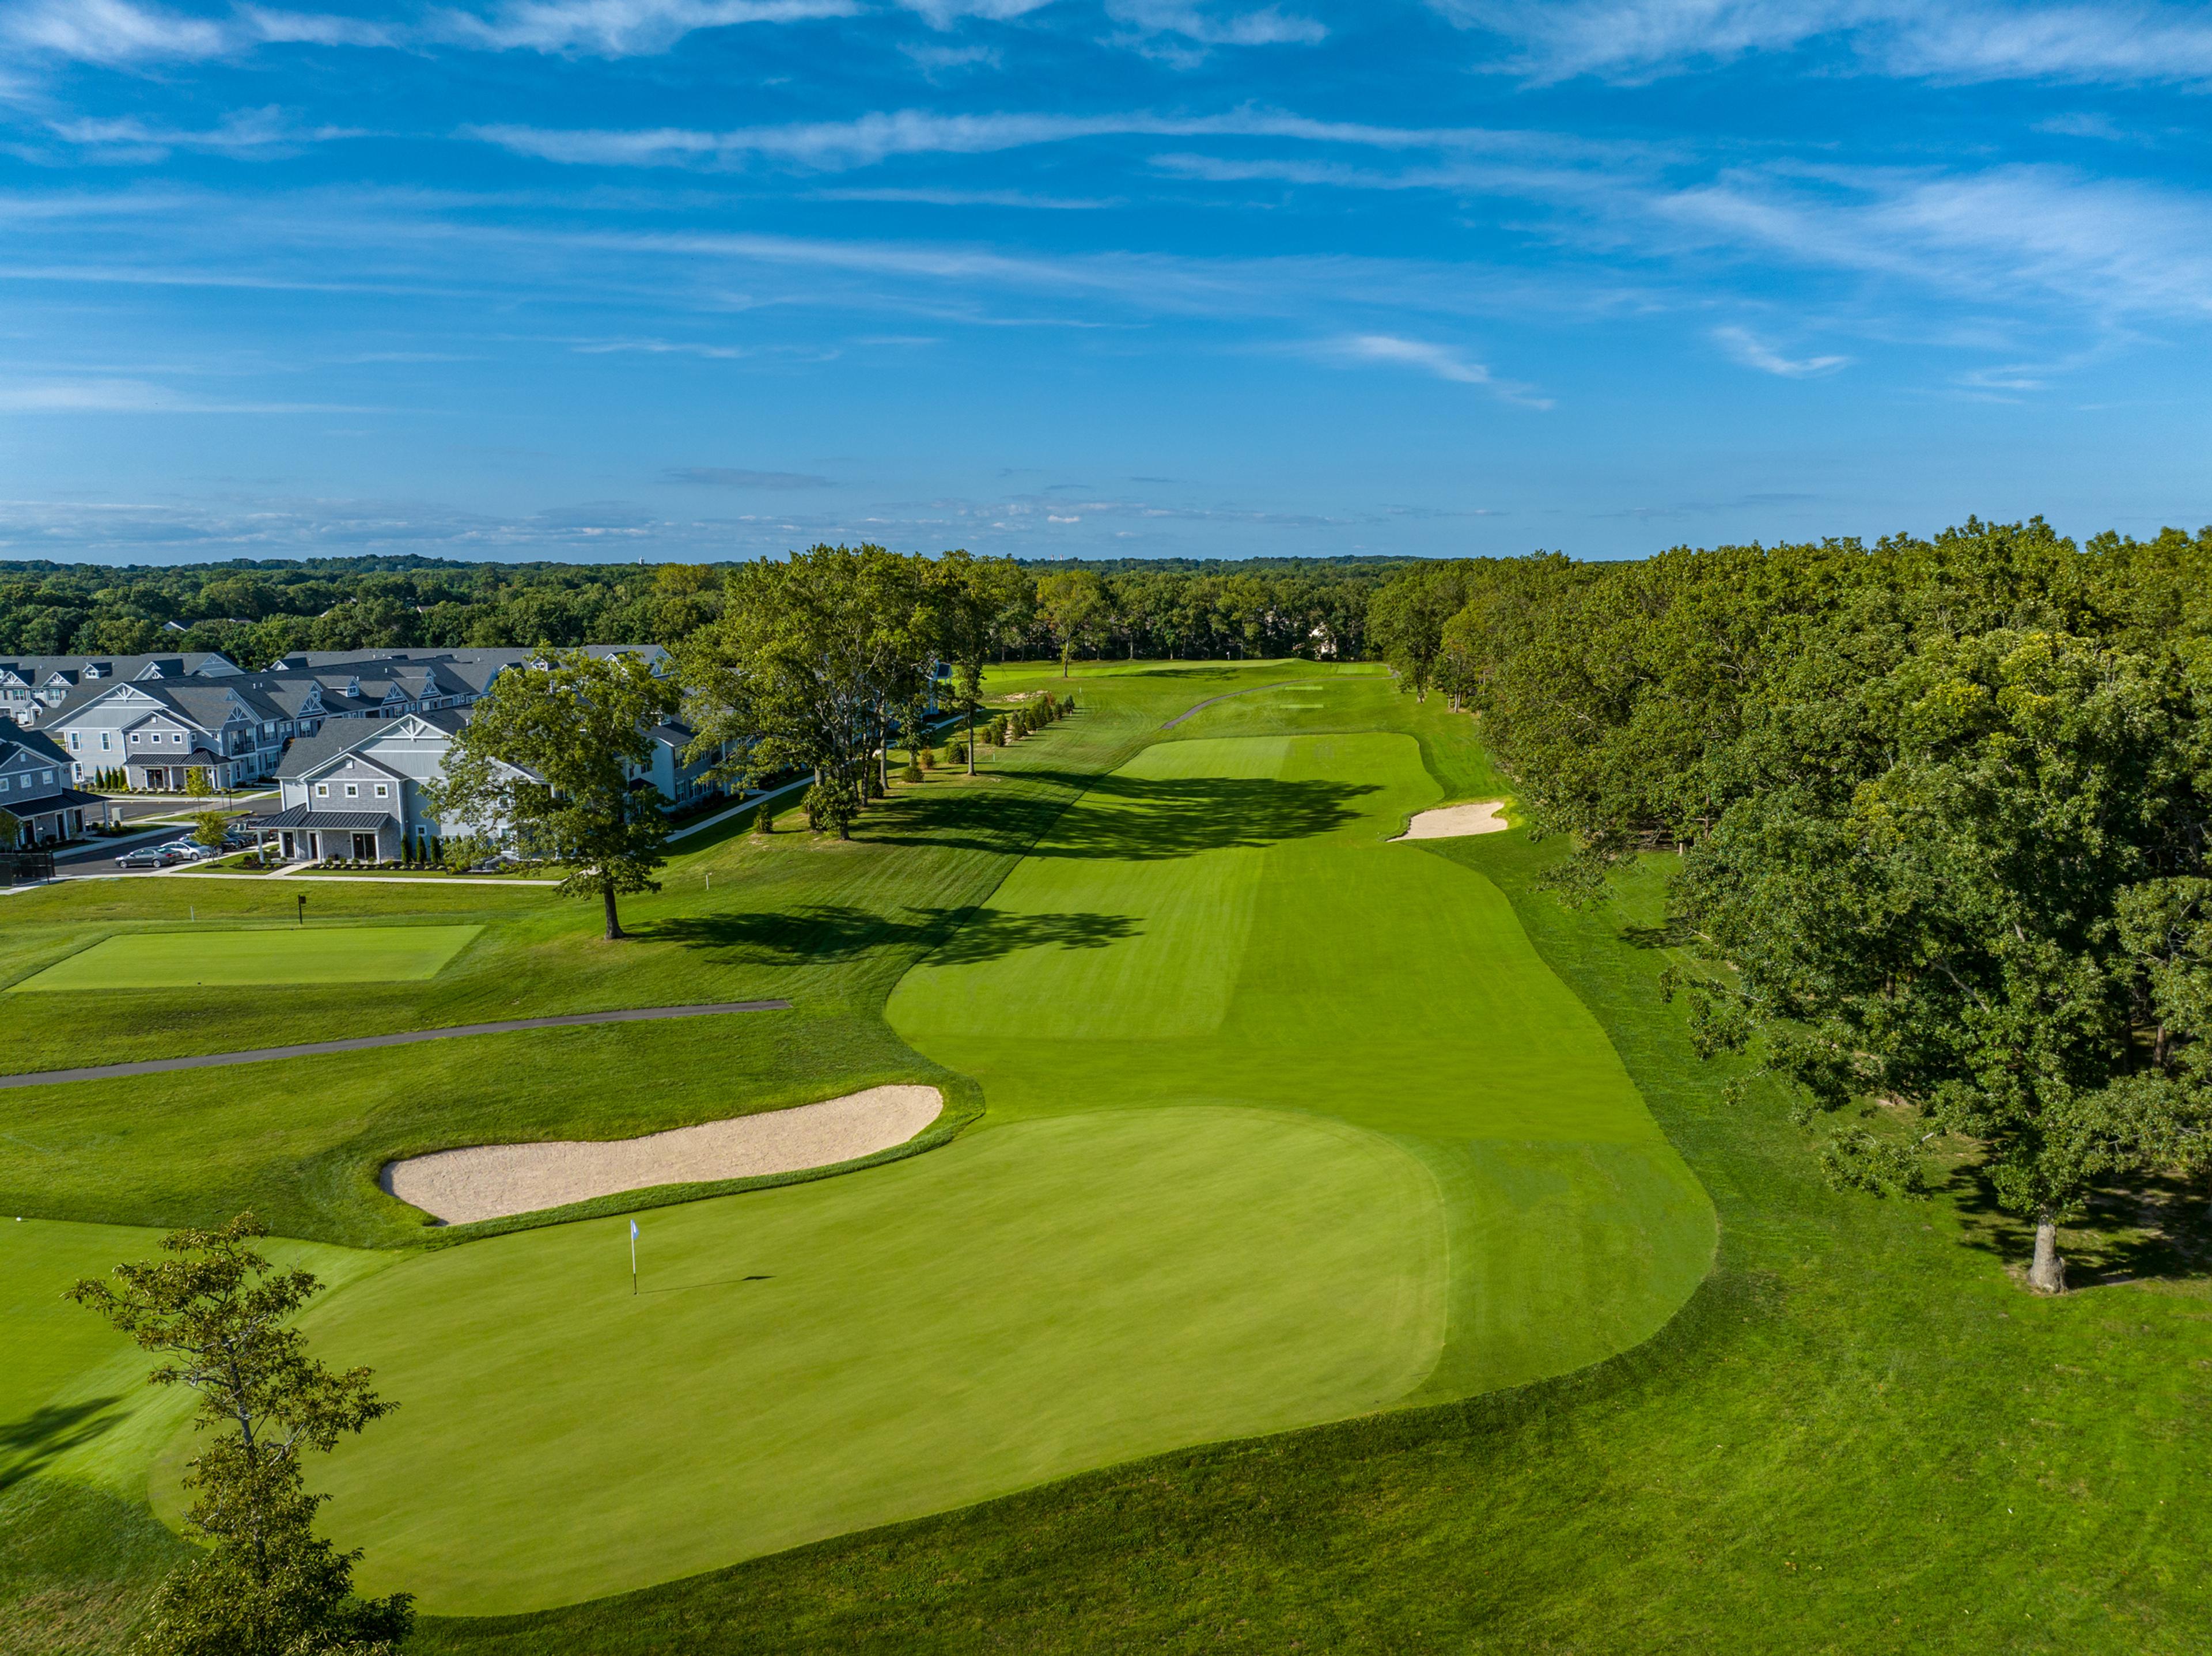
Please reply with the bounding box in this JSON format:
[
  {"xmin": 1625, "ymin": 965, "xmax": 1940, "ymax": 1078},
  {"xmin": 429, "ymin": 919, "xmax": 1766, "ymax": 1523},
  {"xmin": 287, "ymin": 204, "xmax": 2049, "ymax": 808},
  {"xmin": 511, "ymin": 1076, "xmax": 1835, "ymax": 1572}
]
[
  {"xmin": 1158, "ymin": 680, "xmax": 1330, "ymax": 730},
  {"xmin": 0, "ymin": 1000, "xmax": 791, "ymax": 1090}
]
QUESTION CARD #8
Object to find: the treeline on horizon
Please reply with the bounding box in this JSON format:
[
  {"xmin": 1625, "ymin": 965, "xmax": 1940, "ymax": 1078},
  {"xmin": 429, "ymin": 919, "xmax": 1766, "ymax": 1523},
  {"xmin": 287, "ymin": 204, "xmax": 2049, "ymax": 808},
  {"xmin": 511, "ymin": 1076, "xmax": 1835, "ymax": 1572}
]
[
  {"xmin": 0, "ymin": 552, "xmax": 1405, "ymax": 666},
  {"xmin": 1364, "ymin": 514, "xmax": 2212, "ymax": 1293}
]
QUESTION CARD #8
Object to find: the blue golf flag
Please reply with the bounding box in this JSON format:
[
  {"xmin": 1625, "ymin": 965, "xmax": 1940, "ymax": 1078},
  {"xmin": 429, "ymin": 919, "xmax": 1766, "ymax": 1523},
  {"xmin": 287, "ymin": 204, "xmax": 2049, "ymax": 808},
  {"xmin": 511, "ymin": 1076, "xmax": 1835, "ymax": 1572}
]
[
  {"xmin": 628, "ymin": 1218, "xmax": 639, "ymax": 1294},
  {"xmin": 630, "ymin": 1219, "xmax": 639, "ymax": 1240}
]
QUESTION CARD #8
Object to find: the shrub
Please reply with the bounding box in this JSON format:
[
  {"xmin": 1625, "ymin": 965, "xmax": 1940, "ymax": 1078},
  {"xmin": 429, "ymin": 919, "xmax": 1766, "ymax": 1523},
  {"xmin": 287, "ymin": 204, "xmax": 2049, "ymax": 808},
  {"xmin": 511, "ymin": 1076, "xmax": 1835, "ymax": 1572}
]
[
  {"xmin": 948, "ymin": 740, "xmax": 969, "ymax": 765},
  {"xmin": 917, "ymin": 747, "xmax": 935, "ymax": 771},
  {"xmin": 900, "ymin": 764, "xmax": 924, "ymax": 783},
  {"xmin": 755, "ymin": 804, "xmax": 775, "ymax": 835}
]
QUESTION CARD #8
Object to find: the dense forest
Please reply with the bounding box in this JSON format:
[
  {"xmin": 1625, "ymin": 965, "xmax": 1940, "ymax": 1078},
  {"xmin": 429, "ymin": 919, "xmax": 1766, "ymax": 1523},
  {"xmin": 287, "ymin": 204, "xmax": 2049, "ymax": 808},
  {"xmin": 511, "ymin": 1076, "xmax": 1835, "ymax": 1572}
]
[
  {"xmin": 1367, "ymin": 516, "xmax": 2212, "ymax": 1291},
  {"xmin": 0, "ymin": 554, "xmax": 1407, "ymax": 666}
]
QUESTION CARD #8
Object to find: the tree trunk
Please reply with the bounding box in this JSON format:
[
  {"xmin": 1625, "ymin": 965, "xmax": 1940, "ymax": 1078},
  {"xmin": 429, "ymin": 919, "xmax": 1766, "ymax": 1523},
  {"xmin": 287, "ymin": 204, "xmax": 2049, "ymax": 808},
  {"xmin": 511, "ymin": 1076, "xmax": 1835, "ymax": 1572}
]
[
  {"xmin": 1060, "ymin": 646, "xmax": 1070, "ymax": 680},
  {"xmin": 966, "ymin": 705, "xmax": 976, "ymax": 775},
  {"xmin": 603, "ymin": 883, "xmax": 624, "ymax": 942},
  {"xmin": 2028, "ymin": 1212, "xmax": 2066, "ymax": 1294}
]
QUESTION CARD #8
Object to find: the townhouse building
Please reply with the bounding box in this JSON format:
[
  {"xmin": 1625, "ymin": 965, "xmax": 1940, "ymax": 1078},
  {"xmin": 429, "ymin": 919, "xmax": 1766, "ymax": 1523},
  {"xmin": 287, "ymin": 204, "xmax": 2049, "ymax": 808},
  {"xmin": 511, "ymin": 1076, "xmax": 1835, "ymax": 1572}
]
[
  {"xmin": 1, "ymin": 652, "xmax": 242, "ymax": 727},
  {"xmin": 35, "ymin": 645, "xmax": 672, "ymax": 794},
  {"xmin": 0, "ymin": 727, "xmax": 101, "ymax": 845},
  {"xmin": 248, "ymin": 702, "xmax": 717, "ymax": 863}
]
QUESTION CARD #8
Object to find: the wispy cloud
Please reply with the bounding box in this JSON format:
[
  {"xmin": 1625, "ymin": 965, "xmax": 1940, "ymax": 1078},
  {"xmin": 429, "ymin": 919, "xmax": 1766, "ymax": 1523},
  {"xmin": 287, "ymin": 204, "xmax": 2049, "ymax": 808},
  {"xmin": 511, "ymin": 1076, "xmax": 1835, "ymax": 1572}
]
[
  {"xmin": 4, "ymin": 0, "xmax": 390, "ymax": 63},
  {"xmin": 1441, "ymin": 1, "xmax": 2212, "ymax": 88},
  {"xmin": 1310, "ymin": 334, "xmax": 1552, "ymax": 406},
  {"xmin": 665, "ymin": 465, "xmax": 834, "ymax": 487},
  {"xmin": 1711, "ymin": 325, "xmax": 1848, "ymax": 377},
  {"xmin": 47, "ymin": 107, "xmax": 368, "ymax": 158},
  {"xmin": 463, "ymin": 107, "xmax": 1638, "ymax": 170},
  {"xmin": 0, "ymin": 376, "xmax": 377, "ymax": 412},
  {"xmin": 431, "ymin": 0, "xmax": 855, "ymax": 55}
]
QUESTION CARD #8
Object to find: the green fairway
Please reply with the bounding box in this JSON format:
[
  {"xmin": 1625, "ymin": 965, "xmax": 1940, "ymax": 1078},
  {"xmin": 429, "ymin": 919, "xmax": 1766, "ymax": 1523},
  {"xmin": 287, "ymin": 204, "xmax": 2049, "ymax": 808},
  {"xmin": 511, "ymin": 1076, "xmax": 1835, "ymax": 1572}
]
[
  {"xmin": 206, "ymin": 1107, "xmax": 1444, "ymax": 1615},
  {"xmin": 889, "ymin": 729, "xmax": 1716, "ymax": 1400},
  {"xmin": 8, "ymin": 924, "xmax": 486, "ymax": 992}
]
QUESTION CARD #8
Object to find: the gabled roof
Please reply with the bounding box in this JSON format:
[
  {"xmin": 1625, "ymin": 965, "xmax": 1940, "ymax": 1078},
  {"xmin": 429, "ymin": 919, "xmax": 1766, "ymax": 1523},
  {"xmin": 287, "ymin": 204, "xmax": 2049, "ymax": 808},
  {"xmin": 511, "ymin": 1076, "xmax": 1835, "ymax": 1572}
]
[
  {"xmin": 274, "ymin": 723, "xmax": 385, "ymax": 780},
  {"xmin": 0, "ymin": 727, "xmax": 69, "ymax": 767}
]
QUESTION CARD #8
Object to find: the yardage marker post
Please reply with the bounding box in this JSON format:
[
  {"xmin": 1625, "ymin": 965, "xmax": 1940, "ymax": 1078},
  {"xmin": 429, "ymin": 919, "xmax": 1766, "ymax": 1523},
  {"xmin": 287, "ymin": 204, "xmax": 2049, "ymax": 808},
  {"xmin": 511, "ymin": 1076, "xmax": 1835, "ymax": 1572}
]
[{"xmin": 630, "ymin": 1217, "xmax": 639, "ymax": 1295}]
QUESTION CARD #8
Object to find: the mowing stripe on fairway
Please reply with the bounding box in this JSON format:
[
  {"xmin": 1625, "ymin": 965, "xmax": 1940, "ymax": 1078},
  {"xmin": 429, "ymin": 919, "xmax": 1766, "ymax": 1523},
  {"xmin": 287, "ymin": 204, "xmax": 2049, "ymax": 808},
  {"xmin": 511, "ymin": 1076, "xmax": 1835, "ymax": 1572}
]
[{"xmin": 0, "ymin": 1001, "xmax": 792, "ymax": 1090}]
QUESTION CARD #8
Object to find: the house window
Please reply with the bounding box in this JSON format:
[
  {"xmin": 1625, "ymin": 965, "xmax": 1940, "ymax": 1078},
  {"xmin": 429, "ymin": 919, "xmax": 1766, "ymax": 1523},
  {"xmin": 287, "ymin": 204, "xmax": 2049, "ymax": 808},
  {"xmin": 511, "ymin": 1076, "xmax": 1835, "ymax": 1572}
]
[
  {"xmin": 344, "ymin": 783, "xmax": 358, "ymax": 798},
  {"xmin": 316, "ymin": 783, "xmax": 329, "ymax": 797},
  {"xmin": 130, "ymin": 733, "xmax": 141, "ymax": 745},
  {"xmin": 68, "ymin": 732, "xmax": 81, "ymax": 749},
  {"xmin": 373, "ymin": 784, "xmax": 388, "ymax": 798},
  {"xmin": 100, "ymin": 732, "xmax": 112, "ymax": 750},
  {"xmin": 0, "ymin": 777, "xmax": 10, "ymax": 793}
]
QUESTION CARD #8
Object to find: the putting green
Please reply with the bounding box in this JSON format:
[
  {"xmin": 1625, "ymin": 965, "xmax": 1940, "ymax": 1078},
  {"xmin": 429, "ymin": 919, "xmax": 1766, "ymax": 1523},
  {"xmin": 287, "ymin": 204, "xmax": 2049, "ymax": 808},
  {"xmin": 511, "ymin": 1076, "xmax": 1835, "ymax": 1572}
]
[
  {"xmin": 891, "ymin": 730, "xmax": 1717, "ymax": 1399},
  {"xmin": 207, "ymin": 1108, "xmax": 1444, "ymax": 1614},
  {"xmin": 8, "ymin": 924, "xmax": 484, "ymax": 991}
]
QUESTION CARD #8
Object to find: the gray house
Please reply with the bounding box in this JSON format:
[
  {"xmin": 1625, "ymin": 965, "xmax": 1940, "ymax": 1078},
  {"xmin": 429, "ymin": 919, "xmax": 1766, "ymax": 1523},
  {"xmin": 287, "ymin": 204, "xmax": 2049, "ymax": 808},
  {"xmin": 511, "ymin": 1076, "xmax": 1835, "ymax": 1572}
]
[
  {"xmin": 0, "ymin": 728, "xmax": 101, "ymax": 845},
  {"xmin": 248, "ymin": 702, "xmax": 718, "ymax": 863},
  {"xmin": 2, "ymin": 651, "xmax": 242, "ymax": 727}
]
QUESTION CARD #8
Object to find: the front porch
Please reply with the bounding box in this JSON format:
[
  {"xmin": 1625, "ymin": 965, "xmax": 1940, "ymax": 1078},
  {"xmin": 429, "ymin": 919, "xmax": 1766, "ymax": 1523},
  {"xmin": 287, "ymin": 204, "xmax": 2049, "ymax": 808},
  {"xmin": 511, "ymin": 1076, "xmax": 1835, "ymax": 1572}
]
[{"xmin": 244, "ymin": 805, "xmax": 399, "ymax": 863}]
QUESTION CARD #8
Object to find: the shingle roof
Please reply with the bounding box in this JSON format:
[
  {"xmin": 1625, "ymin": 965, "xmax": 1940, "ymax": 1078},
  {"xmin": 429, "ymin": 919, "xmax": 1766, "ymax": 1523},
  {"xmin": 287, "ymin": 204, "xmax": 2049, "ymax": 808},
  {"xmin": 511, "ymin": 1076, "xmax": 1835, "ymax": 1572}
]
[
  {"xmin": 274, "ymin": 724, "xmax": 382, "ymax": 779},
  {"xmin": 0, "ymin": 727, "xmax": 68, "ymax": 766}
]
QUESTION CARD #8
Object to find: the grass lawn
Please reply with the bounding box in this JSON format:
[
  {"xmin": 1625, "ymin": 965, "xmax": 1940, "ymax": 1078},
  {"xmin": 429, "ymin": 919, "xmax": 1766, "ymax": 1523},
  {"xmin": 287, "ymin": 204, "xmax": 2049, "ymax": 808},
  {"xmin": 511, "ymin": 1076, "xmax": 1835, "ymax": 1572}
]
[
  {"xmin": 890, "ymin": 726, "xmax": 1713, "ymax": 1401},
  {"xmin": 187, "ymin": 1106, "xmax": 1442, "ymax": 1615},
  {"xmin": 12, "ymin": 655, "xmax": 2212, "ymax": 1654},
  {"xmin": 7, "ymin": 924, "xmax": 487, "ymax": 993}
]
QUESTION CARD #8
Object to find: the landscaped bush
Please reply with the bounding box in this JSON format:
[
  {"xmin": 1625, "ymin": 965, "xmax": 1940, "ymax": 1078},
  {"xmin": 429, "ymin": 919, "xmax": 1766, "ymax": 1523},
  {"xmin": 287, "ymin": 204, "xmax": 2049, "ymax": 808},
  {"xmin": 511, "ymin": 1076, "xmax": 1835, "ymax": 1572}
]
[{"xmin": 900, "ymin": 764, "xmax": 923, "ymax": 783}]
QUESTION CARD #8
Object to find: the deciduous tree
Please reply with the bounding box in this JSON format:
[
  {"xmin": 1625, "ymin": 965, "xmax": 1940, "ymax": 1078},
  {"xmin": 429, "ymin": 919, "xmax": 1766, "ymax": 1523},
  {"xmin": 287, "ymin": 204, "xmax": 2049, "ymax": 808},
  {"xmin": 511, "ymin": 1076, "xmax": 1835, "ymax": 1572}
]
[
  {"xmin": 429, "ymin": 647, "xmax": 680, "ymax": 939},
  {"xmin": 67, "ymin": 1213, "xmax": 413, "ymax": 1656}
]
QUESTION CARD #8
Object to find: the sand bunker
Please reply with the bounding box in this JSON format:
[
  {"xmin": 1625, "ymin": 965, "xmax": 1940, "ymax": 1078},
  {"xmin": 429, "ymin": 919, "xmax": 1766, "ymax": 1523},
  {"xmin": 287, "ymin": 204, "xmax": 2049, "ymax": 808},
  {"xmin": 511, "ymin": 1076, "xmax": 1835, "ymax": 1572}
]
[
  {"xmin": 383, "ymin": 1085, "xmax": 944, "ymax": 1225},
  {"xmin": 1392, "ymin": 800, "xmax": 1510, "ymax": 840}
]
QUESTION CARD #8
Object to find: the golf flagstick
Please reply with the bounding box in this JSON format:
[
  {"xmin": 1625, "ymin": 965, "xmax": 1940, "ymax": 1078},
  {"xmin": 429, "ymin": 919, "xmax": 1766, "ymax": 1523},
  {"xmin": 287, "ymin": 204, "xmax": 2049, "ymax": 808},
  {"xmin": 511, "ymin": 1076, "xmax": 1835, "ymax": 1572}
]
[{"xmin": 630, "ymin": 1218, "xmax": 639, "ymax": 1295}]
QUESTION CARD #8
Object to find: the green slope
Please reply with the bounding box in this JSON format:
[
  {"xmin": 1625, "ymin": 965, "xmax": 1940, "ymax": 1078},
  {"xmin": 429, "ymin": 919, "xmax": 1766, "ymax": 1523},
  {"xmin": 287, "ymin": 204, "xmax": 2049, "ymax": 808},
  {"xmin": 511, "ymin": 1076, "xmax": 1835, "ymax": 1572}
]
[
  {"xmin": 213, "ymin": 1106, "xmax": 1445, "ymax": 1615},
  {"xmin": 890, "ymin": 728, "xmax": 1715, "ymax": 1399}
]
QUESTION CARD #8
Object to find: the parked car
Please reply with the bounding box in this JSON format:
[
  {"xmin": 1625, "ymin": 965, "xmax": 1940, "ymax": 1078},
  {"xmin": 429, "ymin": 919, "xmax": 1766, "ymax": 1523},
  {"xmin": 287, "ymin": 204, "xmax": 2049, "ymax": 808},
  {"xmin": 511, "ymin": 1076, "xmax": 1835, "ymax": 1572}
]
[{"xmin": 116, "ymin": 845, "xmax": 187, "ymax": 870}]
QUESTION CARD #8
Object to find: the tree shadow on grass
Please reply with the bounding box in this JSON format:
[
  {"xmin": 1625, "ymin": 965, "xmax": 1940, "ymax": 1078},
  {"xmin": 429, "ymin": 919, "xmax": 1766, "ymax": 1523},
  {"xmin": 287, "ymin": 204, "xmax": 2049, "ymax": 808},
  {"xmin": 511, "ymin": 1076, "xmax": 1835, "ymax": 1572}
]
[
  {"xmin": 0, "ymin": 1397, "xmax": 120, "ymax": 1490},
  {"xmin": 644, "ymin": 905, "xmax": 1141, "ymax": 968},
  {"xmin": 868, "ymin": 769, "xmax": 1380, "ymax": 863},
  {"xmin": 1945, "ymin": 1161, "xmax": 2212, "ymax": 1288}
]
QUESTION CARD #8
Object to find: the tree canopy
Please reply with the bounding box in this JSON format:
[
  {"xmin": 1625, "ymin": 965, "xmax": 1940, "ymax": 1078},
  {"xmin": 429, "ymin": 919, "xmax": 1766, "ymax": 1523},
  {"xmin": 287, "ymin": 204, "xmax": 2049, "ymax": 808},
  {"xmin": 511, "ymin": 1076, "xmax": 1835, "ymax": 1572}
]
[
  {"xmin": 1377, "ymin": 520, "xmax": 2212, "ymax": 1291},
  {"xmin": 427, "ymin": 647, "xmax": 681, "ymax": 939}
]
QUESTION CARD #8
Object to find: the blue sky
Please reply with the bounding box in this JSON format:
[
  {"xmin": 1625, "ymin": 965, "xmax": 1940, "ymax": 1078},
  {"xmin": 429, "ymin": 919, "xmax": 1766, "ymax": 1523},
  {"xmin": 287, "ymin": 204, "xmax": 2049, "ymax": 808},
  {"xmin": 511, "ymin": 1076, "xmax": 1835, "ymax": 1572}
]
[{"xmin": 3, "ymin": 1, "xmax": 2211, "ymax": 565}]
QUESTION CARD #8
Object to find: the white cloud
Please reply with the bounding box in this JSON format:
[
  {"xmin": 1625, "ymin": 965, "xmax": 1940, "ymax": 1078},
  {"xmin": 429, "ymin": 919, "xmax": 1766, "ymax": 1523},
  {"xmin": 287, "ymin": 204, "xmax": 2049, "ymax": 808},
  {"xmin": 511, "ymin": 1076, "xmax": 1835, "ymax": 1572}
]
[
  {"xmin": 1439, "ymin": 1, "xmax": 2212, "ymax": 87},
  {"xmin": 1104, "ymin": 1, "xmax": 1325, "ymax": 47},
  {"xmin": 0, "ymin": 376, "xmax": 374, "ymax": 412},
  {"xmin": 432, "ymin": 0, "xmax": 854, "ymax": 55},
  {"xmin": 1312, "ymin": 334, "xmax": 1552, "ymax": 406},
  {"xmin": 3, "ymin": 0, "xmax": 390, "ymax": 63},
  {"xmin": 463, "ymin": 108, "xmax": 1634, "ymax": 170},
  {"xmin": 894, "ymin": 0, "xmax": 1055, "ymax": 25},
  {"xmin": 1711, "ymin": 325, "xmax": 1848, "ymax": 377},
  {"xmin": 48, "ymin": 107, "xmax": 367, "ymax": 157}
]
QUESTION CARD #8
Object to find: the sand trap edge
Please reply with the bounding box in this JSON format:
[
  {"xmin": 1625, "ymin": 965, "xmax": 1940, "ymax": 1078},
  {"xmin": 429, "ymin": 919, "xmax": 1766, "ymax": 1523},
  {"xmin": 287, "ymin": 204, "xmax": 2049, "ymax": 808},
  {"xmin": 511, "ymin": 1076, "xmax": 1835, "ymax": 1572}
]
[
  {"xmin": 382, "ymin": 1085, "xmax": 945, "ymax": 1226},
  {"xmin": 1391, "ymin": 800, "xmax": 1510, "ymax": 842}
]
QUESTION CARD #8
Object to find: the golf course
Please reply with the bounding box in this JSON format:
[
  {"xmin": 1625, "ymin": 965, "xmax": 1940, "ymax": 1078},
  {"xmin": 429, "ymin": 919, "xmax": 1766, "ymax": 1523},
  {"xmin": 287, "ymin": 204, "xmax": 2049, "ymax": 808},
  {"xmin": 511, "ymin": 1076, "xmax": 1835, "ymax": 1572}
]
[{"xmin": 7, "ymin": 660, "xmax": 2210, "ymax": 1654}]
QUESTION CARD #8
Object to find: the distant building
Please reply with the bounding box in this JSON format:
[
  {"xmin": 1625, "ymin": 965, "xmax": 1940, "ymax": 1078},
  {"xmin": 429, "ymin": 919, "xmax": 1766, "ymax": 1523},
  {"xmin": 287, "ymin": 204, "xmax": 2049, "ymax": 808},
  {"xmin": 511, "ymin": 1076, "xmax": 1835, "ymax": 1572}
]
[{"xmin": 33, "ymin": 645, "xmax": 673, "ymax": 794}]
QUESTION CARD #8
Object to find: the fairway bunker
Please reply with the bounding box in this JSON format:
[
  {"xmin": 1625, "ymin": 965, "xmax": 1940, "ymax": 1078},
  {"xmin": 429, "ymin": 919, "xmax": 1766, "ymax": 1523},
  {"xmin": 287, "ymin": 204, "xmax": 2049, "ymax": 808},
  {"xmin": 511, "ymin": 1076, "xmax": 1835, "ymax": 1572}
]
[
  {"xmin": 382, "ymin": 1086, "xmax": 944, "ymax": 1224},
  {"xmin": 1392, "ymin": 800, "xmax": 1509, "ymax": 840}
]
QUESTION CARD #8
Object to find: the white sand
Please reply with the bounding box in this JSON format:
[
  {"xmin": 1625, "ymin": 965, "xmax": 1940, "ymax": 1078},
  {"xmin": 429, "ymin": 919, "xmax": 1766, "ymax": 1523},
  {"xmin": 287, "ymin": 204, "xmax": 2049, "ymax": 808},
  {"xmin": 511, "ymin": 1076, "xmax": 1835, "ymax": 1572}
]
[
  {"xmin": 1392, "ymin": 800, "xmax": 1510, "ymax": 840},
  {"xmin": 382, "ymin": 1085, "xmax": 944, "ymax": 1225}
]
